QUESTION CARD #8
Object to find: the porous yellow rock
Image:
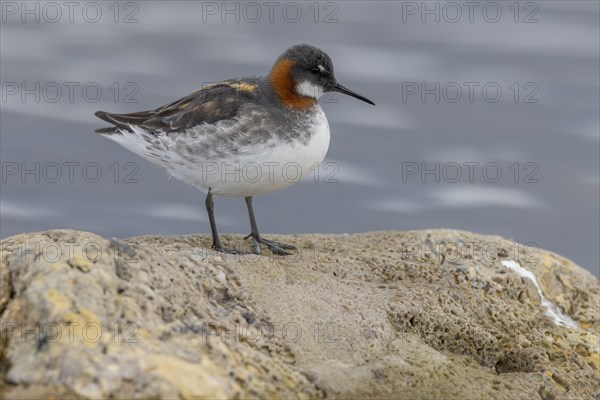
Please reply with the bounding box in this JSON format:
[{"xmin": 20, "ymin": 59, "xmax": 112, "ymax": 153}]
[{"xmin": 0, "ymin": 229, "xmax": 598, "ymax": 399}]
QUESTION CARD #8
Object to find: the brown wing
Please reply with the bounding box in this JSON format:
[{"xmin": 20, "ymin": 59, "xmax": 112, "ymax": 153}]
[{"xmin": 95, "ymin": 80, "xmax": 261, "ymax": 135}]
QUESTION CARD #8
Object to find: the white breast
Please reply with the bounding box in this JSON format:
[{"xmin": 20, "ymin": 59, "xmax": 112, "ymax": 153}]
[{"xmin": 209, "ymin": 106, "xmax": 331, "ymax": 197}]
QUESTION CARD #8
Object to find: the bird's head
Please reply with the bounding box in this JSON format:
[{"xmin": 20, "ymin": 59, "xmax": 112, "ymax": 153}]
[{"xmin": 270, "ymin": 44, "xmax": 375, "ymax": 108}]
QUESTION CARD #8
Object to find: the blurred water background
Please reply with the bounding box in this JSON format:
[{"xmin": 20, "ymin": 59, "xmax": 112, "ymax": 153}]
[{"xmin": 1, "ymin": 1, "xmax": 598, "ymax": 277}]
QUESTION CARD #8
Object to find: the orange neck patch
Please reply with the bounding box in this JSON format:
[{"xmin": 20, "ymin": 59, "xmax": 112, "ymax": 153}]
[{"xmin": 270, "ymin": 59, "xmax": 317, "ymax": 109}]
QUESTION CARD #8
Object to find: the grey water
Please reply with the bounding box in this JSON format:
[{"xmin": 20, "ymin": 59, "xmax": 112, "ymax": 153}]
[{"xmin": 1, "ymin": 1, "xmax": 598, "ymax": 278}]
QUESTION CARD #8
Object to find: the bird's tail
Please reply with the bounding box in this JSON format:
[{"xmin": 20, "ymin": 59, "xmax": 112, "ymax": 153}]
[{"xmin": 94, "ymin": 111, "xmax": 127, "ymax": 135}]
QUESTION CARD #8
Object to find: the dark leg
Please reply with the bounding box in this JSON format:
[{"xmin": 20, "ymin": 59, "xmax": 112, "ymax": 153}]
[
  {"xmin": 205, "ymin": 189, "xmax": 242, "ymax": 254},
  {"xmin": 245, "ymin": 196, "xmax": 295, "ymax": 256}
]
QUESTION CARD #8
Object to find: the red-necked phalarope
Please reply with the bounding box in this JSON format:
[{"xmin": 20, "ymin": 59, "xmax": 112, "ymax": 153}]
[{"xmin": 95, "ymin": 44, "xmax": 374, "ymax": 255}]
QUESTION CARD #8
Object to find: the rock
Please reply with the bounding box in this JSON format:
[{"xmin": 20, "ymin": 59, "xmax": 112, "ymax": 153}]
[{"xmin": 0, "ymin": 229, "xmax": 598, "ymax": 399}]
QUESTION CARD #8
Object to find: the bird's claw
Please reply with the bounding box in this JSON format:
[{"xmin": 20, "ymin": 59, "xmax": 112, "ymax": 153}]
[
  {"xmin": 212, "ymin": 244, "xmax": 247, "ymax": 255},
  {"xmin": 245, "ymin": 234, "xmax": 296, "ymax": 256}
]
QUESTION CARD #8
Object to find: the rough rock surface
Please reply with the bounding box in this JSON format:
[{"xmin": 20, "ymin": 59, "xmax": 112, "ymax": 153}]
[{"xmin": 0, "ymin": 229, "xmax": 598, "ymax": 399}]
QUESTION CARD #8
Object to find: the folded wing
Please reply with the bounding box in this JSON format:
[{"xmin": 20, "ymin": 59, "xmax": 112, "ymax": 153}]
[{"xmin": 95, "ymin": 80, "xmax": 261, "ymax": 135}]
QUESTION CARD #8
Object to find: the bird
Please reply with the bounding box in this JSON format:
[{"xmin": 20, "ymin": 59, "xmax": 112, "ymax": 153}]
[{"xmin": 95, "ymin": 43, "xmax": 375, "ymax": 255}]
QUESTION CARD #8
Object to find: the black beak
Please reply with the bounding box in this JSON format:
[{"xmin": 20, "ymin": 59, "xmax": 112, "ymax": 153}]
[{"xmin": 332, "ymin": 83, "xmax": 375, "ymax": 105}]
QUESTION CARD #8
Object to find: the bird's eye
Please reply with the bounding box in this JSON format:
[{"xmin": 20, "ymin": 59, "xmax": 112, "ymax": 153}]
[{"xmin": 311, "ymin": 67, "xmax": 321, "ymax": 75}]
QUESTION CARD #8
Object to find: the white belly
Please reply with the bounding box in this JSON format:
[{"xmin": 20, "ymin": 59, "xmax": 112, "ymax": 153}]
[{"xmin": 107, "ymin": 107, "xmax": 331, "ymax": 197}]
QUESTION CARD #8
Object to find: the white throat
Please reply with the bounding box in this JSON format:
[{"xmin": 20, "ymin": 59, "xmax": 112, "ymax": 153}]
[{"xmin": 296, "ymin": 81, "xmax": 324, "ymax": 100}]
